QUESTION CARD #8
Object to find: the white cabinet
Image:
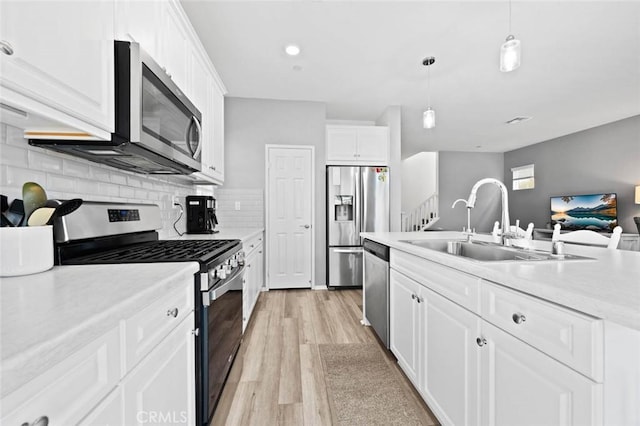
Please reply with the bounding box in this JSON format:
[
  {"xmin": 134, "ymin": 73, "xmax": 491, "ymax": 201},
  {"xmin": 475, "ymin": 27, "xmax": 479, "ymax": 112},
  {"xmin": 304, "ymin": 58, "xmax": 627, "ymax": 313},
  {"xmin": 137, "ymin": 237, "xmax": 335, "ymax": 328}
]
[
  {"xmin": 158, "ymin": 1, "xmax": 190, "ymax": 94},
  {"xmin": 326, "ymin": 125, "xmax": 389, "ymax": 165},
  {"xmin": 114, "ymin": 0, "xmax": 162, "ymax": 61},
  {"xmin": 390, "ymin": 249, "xmax": 605, "ymax": 426},
  {"xmin": 480, "ymin": 321, "xmax": 601, "ymax": 426},
  {"xmin": 192, "ymin": 74, "xmax": 225, "ymax": 184},
  {"xmin": 1, "ymin": 328, "xmax": 121, "ymax": 426},
  {"xmin": 423, "ymin": 286, "xmax": 481, "ymax": 426},
  {"xmin": 243, "ymin": 232, "xmax": 264, "ymax": 331},
  {"xmin": 0, "ymin": 0, "xmax": 114, "ymax": 138},
  {"xmin": 389, "ymin": 269, "xmax": 422, "ymax": 387},
  {"xmin": 122, "ymin": 313, "xmax": 196, "ymax": 425},
  {"xmin": 1, "ymin": 281, "xmax": 195, "ymax": 426}
]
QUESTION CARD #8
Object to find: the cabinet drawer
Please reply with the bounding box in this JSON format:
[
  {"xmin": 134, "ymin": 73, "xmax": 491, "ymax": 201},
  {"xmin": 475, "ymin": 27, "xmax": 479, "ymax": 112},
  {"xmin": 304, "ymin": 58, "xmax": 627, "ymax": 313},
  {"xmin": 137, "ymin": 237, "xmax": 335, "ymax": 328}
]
[
  {"xmin": 243, "ymin": 232, "xmax": 264, "ymax": 256},
  {"xmin": 2, "ymin": 327, "xmax": 120, "ymax": 425},
  {"xmin": 123, "ymin": 284, "xmax": 194, "ymax": 373},
  {"xmin": 481, "ymin": 281, "xmax": 603, "ymax": 382},
  {"xmin": 391, "ymin": 250, "xmax": 481, "ymax": 314}
]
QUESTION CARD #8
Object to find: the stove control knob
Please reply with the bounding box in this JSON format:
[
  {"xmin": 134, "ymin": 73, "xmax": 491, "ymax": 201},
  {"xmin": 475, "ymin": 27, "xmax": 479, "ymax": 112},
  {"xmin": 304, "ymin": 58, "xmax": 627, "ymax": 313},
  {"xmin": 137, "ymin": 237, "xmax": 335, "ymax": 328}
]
[
  {"xmin": 225, "ymin": 264, "xmax": 232, "ymax": 274},
  {"xmin": 217, "ymin": 267, "xmax": 226, "ymax": 280},
  {"xmin": 231, "ymin": 257, "xmax": 238, "ymax": 268}
]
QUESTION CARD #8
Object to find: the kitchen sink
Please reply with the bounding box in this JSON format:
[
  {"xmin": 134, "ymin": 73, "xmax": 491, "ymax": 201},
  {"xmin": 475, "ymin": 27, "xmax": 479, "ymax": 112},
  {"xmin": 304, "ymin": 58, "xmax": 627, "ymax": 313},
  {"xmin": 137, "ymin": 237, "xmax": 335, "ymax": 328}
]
[{"xmin": 399, "ymin": 239, "xmax": 593, "ymax": 262}]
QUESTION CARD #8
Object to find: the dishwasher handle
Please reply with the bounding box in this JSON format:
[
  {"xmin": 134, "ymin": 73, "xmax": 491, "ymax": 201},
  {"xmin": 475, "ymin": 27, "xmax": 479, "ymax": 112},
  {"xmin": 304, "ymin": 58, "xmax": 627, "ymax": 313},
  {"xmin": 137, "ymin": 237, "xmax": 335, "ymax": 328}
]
[{"xmin": 363, "ymin": 239, "xmax": 389, "ymax": 261}]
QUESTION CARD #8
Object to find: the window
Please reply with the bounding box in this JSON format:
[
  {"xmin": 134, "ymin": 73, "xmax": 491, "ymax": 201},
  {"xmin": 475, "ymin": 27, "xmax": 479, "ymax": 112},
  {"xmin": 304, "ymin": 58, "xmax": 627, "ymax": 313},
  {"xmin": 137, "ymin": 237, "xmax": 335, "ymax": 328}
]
[{"xmin": 512, "ymin": 164, "xmax": 534, "ymax": 190}]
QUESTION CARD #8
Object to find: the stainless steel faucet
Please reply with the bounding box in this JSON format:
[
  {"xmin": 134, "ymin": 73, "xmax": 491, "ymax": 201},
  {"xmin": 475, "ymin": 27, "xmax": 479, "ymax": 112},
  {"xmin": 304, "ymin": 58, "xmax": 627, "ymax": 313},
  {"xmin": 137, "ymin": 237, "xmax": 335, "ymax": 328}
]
[{"xmin": 466, "ymin": 178, "xmax": 516, "ymax": 245}]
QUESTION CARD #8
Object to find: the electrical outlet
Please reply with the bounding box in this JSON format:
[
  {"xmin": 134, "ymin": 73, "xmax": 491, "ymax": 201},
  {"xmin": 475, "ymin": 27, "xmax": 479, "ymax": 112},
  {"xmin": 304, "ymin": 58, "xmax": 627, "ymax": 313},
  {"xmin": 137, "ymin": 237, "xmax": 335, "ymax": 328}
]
[
  {"xmin": 172, "ymin": 195, "xmax": 180, "ymax": 207},
  {"xmin": 235, "ymin": 201, "xmax": 241, "ymax": 211}
]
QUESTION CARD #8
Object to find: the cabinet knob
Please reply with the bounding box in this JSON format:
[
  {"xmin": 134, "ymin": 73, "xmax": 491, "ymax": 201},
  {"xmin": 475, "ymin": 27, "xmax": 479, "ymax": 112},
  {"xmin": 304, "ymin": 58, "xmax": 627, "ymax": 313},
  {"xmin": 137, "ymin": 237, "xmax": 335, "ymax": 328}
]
[
  {"xmin": 167, "ymin": 308, "xmax": 179, "ymax": 318},
  {"xmin": 417, "ymin": 296, "xmax": 423, "ymax": 303},
  {"xmin": 476, "ymin": 337, "xmax": 487, "ymax": 347},
  {"xmin": 192, "ymin": 328, "xmax": 200, "ymax": 336},
  {"xmin": 21, "ymin": 416, "xmax": 49, "ymax": 426},
  {"xmin": 411, "ymin": 293, "xmax": 417, "ymax": 300},
  {"xmin": 512, "ymin": 313, "xmax": 527, "ymax": 324}
]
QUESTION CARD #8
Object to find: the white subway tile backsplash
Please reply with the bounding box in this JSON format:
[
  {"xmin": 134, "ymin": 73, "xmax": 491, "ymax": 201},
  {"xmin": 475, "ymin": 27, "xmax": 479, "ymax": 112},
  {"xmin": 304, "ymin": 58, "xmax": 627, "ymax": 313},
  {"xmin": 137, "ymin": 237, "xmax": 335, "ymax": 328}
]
[
  {"xmin": 0, "ymin": 123, "xmax": 201, "ymax": 238},
  {"xmin": 29, "ymin": 150, "xmax": 63, "ymax": 173},
  {"xmin": 62, "ymin": 159, "xmax": 90, "ymax": 178},
  {"xmin": 215, "ymin": 188, "xmax": 264, "ymax": 229},
  {"xmin": 110, "ymin": 172, "xmax": 128, "ymax": 185},
  {"xmin": 0, "ymin": 144, "xmax": 28, "ymax": 167}
]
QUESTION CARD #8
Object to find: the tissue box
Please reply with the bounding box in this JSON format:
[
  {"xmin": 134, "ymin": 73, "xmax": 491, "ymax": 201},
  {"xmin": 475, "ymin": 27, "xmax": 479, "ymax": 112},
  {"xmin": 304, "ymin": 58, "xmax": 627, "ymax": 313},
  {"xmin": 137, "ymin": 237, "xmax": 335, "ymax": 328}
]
[{"xmin": 0, "ymin": 225, "xmax": 54, "ymax": 277}]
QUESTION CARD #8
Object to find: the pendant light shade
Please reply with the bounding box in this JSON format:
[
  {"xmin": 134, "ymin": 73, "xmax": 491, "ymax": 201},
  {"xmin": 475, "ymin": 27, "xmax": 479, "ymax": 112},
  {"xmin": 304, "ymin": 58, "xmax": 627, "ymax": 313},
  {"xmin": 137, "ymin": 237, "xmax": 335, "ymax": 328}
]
[
  {"xmin": 422, "ymin": 56, "xmax": 436, "ymax": 129},
  {"xmin": 500, "ymin": 0, "xmax": 521, "ymax": 72},
  {"xmin": 423, "ymin": 108, "xmax": 436, "ymax": 129},
  {"xmin": 500, "ymin": 35, "xmax": 521, "ymax": 72}
]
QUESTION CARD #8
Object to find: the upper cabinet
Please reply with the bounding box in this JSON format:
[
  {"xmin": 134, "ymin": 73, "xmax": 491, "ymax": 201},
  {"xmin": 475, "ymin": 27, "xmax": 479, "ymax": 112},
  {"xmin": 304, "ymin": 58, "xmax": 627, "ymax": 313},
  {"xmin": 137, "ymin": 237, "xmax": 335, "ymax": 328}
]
[
  {"xmin": 326, "ymin": 125, "xmax": 389, "ymax": 165},
  {"xmin": 0, "ymin": 0, "xmax": 115, "ymax": 139},
  {"xmin": 116, "ymin": 0, "xmax": 226, "ymax": 185}
]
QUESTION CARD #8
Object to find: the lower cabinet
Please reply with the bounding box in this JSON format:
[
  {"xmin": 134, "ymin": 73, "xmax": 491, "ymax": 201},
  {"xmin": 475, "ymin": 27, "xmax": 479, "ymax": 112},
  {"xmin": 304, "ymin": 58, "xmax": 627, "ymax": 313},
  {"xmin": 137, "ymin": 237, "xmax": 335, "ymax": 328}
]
[
  {"xmin": 242, "ymin": 232, "xmax": 264, "ymax": 331},
  {"xmin": 121, "ymin": 313, "xmax": 196, "ymax": 425},
  {"xmin": 389, "ymin": 269, "xmax": 421, "ymax": 387},
  {"xmin": 479, "ymin": 321, "xmax": 601, "ymax": 426},
  {"xmin": 423, "ymin": 285, "xmax": 481, "ymax": 426},
  {"xmin": 389, "ymin": 252, "xmax": 603, "ymax": 426}
]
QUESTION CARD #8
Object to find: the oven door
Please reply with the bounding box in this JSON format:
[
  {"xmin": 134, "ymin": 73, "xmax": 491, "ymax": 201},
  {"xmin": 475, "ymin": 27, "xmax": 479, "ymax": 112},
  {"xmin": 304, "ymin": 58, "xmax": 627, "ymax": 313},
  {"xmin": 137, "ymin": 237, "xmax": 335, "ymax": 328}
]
[{"xmin": 202, "ymin": 265, "xmax": 245, "ymax": 423}]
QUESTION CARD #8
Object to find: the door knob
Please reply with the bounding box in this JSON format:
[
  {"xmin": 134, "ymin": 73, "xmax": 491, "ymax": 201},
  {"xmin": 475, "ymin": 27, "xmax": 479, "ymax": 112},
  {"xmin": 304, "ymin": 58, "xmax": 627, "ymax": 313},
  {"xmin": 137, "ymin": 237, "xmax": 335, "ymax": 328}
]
[{"xmin": 301, "ymin": 224, "xmax": 310, "ymax": 229}]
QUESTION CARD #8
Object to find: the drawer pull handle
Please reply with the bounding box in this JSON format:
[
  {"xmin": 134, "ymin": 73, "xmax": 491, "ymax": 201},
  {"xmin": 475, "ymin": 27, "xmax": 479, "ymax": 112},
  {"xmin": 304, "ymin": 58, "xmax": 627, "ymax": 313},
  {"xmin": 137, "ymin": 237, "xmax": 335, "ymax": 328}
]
[
  {"xmin": 476, "ymin": 337, "xmax": 487, "ymax": 347},
  {"xmin": 167, "ymin": 308, "xmax": 179, "ymax": 318},
  {"xmin": 512, "ymin": 313, "xmax": 527, "ymax": 324},
  {"xmin": 22, "ymin": 416, "xmax": 49, "ymax": 426}
]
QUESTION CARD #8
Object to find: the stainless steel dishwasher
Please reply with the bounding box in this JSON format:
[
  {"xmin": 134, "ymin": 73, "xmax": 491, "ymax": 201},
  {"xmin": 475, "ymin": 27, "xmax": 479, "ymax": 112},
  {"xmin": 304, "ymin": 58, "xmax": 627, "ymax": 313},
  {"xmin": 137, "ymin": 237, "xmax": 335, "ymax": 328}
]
[{"xmin": 363, "ymin": 239, "xmax": 390, "ymax": 348}]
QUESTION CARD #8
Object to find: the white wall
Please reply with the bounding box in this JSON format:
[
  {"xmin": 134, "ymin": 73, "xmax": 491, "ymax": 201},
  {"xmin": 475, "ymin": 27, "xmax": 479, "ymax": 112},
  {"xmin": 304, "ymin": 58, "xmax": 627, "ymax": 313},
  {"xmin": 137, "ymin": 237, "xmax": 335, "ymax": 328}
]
[
  {"xmin": 223, "ymin": 97, "xmax": 327, "ymax": 285},
  {"xmin": 376, "ymin": 106, "xmax": 402, "ymax": 231},
  {"xmin": 0, "ymin": 124, "xmax": 206, "ymax": 238},
  {"xmin": 401, "ymin": 151, "xmax": 438, "ymax": 213}
]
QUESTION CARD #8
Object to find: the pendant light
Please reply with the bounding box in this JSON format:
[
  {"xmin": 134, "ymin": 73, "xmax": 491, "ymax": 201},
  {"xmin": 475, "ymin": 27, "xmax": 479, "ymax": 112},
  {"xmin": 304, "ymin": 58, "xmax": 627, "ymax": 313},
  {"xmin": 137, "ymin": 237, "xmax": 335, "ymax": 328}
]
[
  {"xmin": 422, "ymin": 56, "xmax": 436, "ymax": 129},
  {"xmin": 500, "ymin": 0, "xmax": 521, "ymax": 72}
]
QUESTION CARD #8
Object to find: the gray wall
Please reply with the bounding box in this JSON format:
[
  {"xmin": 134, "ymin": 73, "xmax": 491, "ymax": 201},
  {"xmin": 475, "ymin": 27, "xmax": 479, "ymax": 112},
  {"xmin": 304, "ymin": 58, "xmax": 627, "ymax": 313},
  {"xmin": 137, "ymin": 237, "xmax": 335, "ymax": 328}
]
[
  {"xmin": 505, "ymin": 115, "xmax": 640, "ymax": 234},
  {"xmin": 437, "ymin": 152, "xmax": 505, "ymax": 233},
  {"xmin": 224, "ymin": 97, "xmax": 328, "ymax": 285}
]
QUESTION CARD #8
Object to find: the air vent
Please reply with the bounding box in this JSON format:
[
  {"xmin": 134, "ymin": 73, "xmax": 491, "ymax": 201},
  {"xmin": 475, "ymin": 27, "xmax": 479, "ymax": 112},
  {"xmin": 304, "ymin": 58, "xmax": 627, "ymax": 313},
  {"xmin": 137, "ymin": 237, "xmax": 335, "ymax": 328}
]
[{"xmin": 506, "ymin": 116, "xmax": 533, "ymax": 125}]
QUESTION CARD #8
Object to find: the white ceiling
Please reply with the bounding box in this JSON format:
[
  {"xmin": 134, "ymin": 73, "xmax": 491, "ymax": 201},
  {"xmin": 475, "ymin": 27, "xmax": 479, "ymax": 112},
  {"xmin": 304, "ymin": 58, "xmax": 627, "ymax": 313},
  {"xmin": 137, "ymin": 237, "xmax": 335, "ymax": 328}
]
[{"xmin": 181, "ymin": 1, "xmax": 640, "ymax": 159}]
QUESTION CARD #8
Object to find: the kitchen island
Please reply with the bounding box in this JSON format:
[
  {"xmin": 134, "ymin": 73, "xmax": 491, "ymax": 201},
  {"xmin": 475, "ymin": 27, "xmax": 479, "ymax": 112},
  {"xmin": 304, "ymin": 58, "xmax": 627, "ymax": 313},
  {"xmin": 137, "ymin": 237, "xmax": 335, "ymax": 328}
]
[{"xmin": 361, "ymin": 231, "xmax": 640, "ymax": 426}]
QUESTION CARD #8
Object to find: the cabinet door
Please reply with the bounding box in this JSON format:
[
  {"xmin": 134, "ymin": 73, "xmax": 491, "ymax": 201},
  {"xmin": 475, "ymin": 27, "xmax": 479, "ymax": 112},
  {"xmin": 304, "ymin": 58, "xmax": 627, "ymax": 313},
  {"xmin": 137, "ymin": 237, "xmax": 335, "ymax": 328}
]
[
  {"xmin": 480, "ymin": 321, "xmax": 602, "ymax": 426},
  {"xmin": 389, "ymin": 269, "xmax": 421, "ymax": 387},
  {"xmin": 326, "ymin": 126, "xmax": 358, "ymax": 161},
  {"xmin": 114, "ymin": 0, "xmax": 162, "ymax": 61},
  {"xmin": 356, "ymin": 127, "xmax": 389, "ymax": 164},
  {"xmin": 0, "ymin": 0, "xmax": 114, "ymax": 133},
  {"xmin": 422, "ymin": 287, "xmax": 481, "ymax": 426},
  {"xmin": 159, "ymin": 1, "xmax": 190, "ymax": 94},
  {"xmin": 122, "ymin": 315, "xmax": 196, "ymax": 425},
  {"xmin": 209, "ymin": 80, "xmax": 225, "ymax": 182},
  {"xmin": 79, "ymin": 386, "xmax": 123, "ymax": 426}
]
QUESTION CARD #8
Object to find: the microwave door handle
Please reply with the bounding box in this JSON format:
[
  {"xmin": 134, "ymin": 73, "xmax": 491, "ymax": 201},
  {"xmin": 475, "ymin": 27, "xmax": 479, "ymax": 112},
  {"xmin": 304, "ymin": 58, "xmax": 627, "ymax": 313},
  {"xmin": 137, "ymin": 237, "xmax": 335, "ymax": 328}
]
[{"xmin": 186, "ymin": 116, "xmax": 202, "ymax": 160}]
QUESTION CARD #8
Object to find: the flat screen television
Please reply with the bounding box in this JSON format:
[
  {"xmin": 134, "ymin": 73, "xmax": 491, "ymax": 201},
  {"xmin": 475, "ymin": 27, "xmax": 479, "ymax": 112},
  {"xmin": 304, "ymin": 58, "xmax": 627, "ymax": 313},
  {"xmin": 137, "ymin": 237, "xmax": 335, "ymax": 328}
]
[{"xmin": 550, "ymin": 193, "xmax": 618, "ymax": 232}]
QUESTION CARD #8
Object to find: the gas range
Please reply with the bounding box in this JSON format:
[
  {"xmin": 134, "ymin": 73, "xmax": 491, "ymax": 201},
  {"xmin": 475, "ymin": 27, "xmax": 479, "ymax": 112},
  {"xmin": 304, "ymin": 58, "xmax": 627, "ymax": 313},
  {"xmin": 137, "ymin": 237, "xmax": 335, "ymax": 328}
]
[{"xmin": 53, "ymin": 201, "xmax": 244, "ymax": 425}]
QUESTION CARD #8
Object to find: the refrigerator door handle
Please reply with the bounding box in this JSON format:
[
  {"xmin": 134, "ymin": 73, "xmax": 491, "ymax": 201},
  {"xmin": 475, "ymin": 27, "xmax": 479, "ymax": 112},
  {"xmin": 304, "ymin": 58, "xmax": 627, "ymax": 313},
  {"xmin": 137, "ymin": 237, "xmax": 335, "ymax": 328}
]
[{"xmin": 332, "ymin": 248, "xmax": 364, "ymax": 253}]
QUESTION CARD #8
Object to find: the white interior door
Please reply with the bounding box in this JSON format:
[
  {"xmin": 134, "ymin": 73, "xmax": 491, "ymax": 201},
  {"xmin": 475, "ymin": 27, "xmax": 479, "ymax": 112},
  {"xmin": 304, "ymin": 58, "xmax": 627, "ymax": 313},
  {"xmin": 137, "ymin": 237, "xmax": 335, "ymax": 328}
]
[{"xmin": 266, "ymin": 146, "xmax": 314, "ymax": 289}]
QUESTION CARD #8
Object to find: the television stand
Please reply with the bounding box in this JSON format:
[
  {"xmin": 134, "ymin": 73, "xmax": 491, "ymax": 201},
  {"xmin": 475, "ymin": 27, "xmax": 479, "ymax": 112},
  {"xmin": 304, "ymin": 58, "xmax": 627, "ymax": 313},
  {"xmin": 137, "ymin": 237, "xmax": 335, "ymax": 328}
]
[{"xmin": 533, "ymin": 228, "xmax": 640, "ymax": 252}]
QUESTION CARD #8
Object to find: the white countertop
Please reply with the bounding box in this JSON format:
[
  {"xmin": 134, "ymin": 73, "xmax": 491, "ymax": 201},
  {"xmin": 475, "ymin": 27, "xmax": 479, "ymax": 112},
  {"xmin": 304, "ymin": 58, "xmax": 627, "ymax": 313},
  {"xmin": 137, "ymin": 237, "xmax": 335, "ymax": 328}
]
[
  {"xmin": 361, "ymin": 231, "xmax": 640, "ymax": 331},
  {"xmin": 0, "ymin": 262, "xmax": 198, "ymax": 397},
  {"xmin": 174, "ymin": 227, "xmax": 263, "ymax": 243}
]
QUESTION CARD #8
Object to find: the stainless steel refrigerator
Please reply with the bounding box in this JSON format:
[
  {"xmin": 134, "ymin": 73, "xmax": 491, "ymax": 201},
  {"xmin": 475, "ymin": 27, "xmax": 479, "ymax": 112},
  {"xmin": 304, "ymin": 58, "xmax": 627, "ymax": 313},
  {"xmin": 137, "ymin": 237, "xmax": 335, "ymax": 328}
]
[{"xmin": 327, "ymin": 166, "xmax": 389, "ymax": 288}]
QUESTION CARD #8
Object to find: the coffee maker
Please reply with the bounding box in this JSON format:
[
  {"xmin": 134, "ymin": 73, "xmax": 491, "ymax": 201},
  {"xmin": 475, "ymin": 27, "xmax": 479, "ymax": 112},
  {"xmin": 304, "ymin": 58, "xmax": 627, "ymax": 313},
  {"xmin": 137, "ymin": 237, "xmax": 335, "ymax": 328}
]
[{"xmin": 186, "ymin": 195, "xmax": 218, "ymax": 234}]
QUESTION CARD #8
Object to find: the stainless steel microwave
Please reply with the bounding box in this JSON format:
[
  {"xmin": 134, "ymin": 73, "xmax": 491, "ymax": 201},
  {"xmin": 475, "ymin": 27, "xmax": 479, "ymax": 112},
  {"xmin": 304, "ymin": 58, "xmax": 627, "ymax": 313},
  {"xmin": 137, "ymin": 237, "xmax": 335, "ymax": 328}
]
[{"xmin": 30, "ymin": 41, "xmax": 202, "ymax": 175}]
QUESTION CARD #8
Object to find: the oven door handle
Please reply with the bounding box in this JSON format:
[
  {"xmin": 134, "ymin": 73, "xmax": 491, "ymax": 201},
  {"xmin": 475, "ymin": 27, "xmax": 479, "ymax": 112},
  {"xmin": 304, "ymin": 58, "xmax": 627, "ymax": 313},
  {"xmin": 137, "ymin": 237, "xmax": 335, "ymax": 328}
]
[{"xmin": 203, "ymin": 265, "xmax": 245, "ymax": 306}]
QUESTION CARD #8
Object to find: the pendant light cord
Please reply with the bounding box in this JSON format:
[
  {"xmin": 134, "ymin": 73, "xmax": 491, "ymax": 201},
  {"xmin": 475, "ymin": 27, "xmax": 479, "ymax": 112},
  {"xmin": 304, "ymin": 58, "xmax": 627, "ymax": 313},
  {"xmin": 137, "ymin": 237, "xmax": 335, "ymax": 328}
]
[{"xmin": 508, "ymin": 0, "xmax": 512, "ymax": 34}]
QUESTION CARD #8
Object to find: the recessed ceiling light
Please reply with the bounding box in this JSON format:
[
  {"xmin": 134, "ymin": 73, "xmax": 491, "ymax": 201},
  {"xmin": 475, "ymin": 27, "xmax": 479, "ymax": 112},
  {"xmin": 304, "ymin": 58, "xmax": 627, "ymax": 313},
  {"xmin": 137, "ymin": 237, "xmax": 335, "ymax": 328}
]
[
  {"xmin": 506, "ymin": 116, "xmax": 532, "ymax": 125},
  {"xmin": 285, "ymin": 45, "xmax": 300, "ymax": 56}
]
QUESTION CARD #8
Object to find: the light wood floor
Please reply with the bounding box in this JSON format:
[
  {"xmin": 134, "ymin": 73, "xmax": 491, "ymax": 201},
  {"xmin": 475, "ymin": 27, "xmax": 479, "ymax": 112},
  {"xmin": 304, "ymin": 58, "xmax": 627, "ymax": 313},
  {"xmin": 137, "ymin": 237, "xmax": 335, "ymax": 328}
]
[{"xmin": 212, "ymin": 289, "xmax": 439, "ymax": 426}]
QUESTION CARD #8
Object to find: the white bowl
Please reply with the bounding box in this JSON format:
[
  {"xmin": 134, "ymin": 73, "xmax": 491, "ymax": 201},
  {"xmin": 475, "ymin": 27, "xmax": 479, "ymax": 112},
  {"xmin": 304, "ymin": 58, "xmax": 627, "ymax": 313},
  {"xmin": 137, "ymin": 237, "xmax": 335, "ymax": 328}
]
[{"xmin": 0, "ymin": 225, "xmax": 54, "ymax": 277}]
